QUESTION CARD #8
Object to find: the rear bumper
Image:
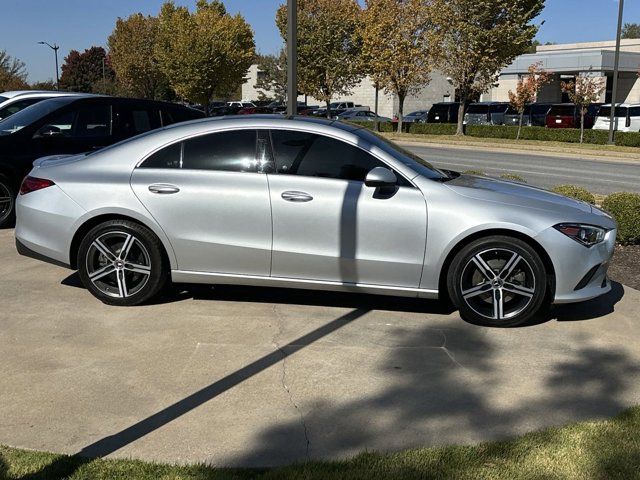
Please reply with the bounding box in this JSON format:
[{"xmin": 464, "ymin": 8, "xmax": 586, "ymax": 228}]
[{"xmin": 15, "ymin": 238, "xmax": 71, "ymax": 269}]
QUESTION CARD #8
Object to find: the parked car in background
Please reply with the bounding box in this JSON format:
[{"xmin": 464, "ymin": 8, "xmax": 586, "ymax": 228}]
[
  {"xmin": 546, "ymin": 103, "xmax": 599, "ymax": 129},
  {"xmin": 0, "ymin": 90, "xmax": 87, "ymax": 121},
  {"xmin": 15, "ymin": 115, "xmax": 617, "ymax": 328},
  {"xmin": 337, "ymin": 110, "xmax": 392, "ymax": 122},
  {"xmin": 237, "ymin": 106, "xmax": 274, "ymax": 115},
  {"xmin": 401, "ymin": 110, "xmax": 429, "ymax": 123},
  {"xmin": 464, "ymin": 102, "xmax": 510, "ymax": 126},
  {"xmin": 315, "ymin": 102, "xmax": 369, "ymax": 118},
  {"xmin": 0, "ymin": 96, "xmax": 204, "ymax": 227},
  {"xmin": 426, "ymin": 102, "xmax": 460, "ymax": 123},
  {"xmin": 227, "ymin": 101, "xmax": 256, "ymax": 109},
  {"xmin": 593, "ymin": 104, "xmax": 640, "ymax": 132}
]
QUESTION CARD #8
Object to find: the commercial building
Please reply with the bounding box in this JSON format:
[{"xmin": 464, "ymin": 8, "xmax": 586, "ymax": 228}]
[{"xmin": 240, "ymin": 39, "xmax": 640, "ymax": 116}]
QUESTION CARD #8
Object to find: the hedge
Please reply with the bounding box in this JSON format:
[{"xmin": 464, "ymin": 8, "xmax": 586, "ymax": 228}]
[
  {"xmin": 552, "ymin": 185, "xmax": 596, "ymax": 204},
  {"xmin": 602, "ymin": 193, "xmax": 640, "ymax": 244}
]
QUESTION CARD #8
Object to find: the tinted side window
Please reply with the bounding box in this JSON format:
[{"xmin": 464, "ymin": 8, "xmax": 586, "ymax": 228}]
[
  {"xmin": 119, "ymin": 107, "xmax": 161, "ymax": 136},
  {"xmin": 0, "ymin": 98, "xmax": 41, "ymax": 119},
  {"xmin": 37, "ymin": 105, "xmax": 111, "ymax": 138},
  {"xmin": 142, "ymin": 142, "xmax": 182, "ymax": 169},
  {"xmin": 182, "ymin": 130, "xmax": 257, "ymax": 172},
  {"xmin": 271, "ymin": 130, "xmax": 405, "ymax": 184},
  {"xmin": 629, "ymin": 107, "xmax": 640, "ymax": 117}
]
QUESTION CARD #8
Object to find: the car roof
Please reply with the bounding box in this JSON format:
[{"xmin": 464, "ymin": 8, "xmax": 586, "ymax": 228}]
[{"xmin": 599, "ymin": 103, "xmax": 640, "ymax": 108}]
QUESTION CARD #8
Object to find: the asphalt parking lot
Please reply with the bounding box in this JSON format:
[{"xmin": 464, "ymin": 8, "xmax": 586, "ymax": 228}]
[{"xmin": 1, "ymin": 227, "xmax": 639, "ymax": 468}]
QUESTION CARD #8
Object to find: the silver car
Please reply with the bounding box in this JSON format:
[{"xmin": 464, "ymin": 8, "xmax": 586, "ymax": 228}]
[{"xmin": 15, "ymin": 116, "xmax": 616, "ymax": 327}]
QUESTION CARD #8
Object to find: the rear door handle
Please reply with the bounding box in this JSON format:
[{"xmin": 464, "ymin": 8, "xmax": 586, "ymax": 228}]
[
  {"xmin": 281, "ymin": 191, "xmax": 313, "ymax": 202},
  {"xmin": 148, "ymin": 184, "xmax": 180, "ymax": 195}
]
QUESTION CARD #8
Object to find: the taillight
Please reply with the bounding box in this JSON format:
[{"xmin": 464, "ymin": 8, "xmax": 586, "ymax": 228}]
[{"xmin": 20, "ymin": 176, "xmax": 55, "ymax": 195}]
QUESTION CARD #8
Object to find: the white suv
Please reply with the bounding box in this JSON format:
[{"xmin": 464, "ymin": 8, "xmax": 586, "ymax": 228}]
[
  {"xmin": 593, "ymin": 104, "xmax": 640, "ymax": 132},
  {"xmin": 0, "ymin": 90, "xmax": 87, "ymax": 121}
]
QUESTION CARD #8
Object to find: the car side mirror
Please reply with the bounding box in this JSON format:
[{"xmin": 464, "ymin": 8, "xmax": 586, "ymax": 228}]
[
  {"xmin": 365, "ymin": 167, "xmax": 397, "ymax": 188},
  {"xmin": 34, "ymin": 125, "xmax": 63, "ymax": 139}
]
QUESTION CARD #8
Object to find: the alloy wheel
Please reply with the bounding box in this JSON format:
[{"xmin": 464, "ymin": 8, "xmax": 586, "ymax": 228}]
[
  {"xmin": 85, "ymin": 231, "xmax": 152, "ymax": 298},
  {"xmin": 0, "ymin": 182, "xmax": 13, "ymax": 225},
  {"xmin": 459, "ymin": 248, "xmax": 536, "ymax": 321}
]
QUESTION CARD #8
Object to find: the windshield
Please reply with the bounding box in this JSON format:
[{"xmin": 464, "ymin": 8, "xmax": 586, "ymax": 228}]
[
  {"xmin": 355, "ymin": 128, "xmax": 447, "ymax": 180},
  {"xmin": 466, "ymin": 104, "xmax": 489, "ymax": 114},
  {"xmin": 598, "ymin": 107, "xmax": 627, "ymax": 118},
  {"xmin": 0, "ymin": 97, "xmax": 76, "ymax": 135}
]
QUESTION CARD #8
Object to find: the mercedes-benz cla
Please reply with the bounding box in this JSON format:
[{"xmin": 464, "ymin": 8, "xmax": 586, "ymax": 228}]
[{"xmin": 15, "ymin": 116, "xmax": 616, "ymax": 327}]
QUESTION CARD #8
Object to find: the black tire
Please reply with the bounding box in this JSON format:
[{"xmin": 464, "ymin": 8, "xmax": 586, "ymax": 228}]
[
  {"xmin": 77, "ymin": 219, "xmax": 169, "ymax": 306},
  {"xmin": 447, "ymin": 235, "xmax": 549, "ymax": 327},
  {"xmin": 0, "ymin": 174, "xmax": 16, "ymax": 228}
]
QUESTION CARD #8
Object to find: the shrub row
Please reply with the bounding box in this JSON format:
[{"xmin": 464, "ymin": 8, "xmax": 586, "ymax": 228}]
[{"xmin": 348, "ymin": 121, "xmax": 640, "ymax": 146}]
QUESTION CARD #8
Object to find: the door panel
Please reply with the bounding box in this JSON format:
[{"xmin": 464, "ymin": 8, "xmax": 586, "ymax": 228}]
[
  {"xmin": 268, "ymin": 174, "xmax": 427, "ymax": 288},
  {"xmin": 131, "ymin": 169, "xmax": 272, "ymax": 275}
]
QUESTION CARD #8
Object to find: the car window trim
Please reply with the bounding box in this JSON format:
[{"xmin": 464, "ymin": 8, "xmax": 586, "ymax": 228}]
[{"xmin": 265, "ymin": 126, "xmax": 416, "ymax": 188}]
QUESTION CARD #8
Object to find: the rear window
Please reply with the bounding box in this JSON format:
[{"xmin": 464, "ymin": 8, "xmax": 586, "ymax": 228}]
[
  {"xmin": 598, "ymin": 107, "xmax": 627, "ymax": 118},
  {"xmin": 490, "ymin": 104, "xmax": 508, "ymax": 113},
  {"xmin": 505, "ymin": 105, "xmax": 531, "ymax": 115},
  {"xmin": 549, "ymin": 105, "xmax": 576, "ymax": 116},
  {"xmin": 466, "ymin": 104, "xmax": 489, "ymax": 114},
  {"xmin": 531, "ymin": 104, "xmax": 551, "ymax": 115}
]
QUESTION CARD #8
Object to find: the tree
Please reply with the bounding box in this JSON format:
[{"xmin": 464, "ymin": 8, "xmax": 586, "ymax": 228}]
[
  {"xmin": 361, "ymin": 0, "xmax": 433, "ymax": 133},
  {"xmin": 276, "ymin": 0, "xmax": 363, "ymax": 118},
  {"xmin": 155, "ymin": 0, "xmax": 255, "ymax": 114},
  {"xmin": 0, "ymin": 49, "xmax": 28, "ymax": 91},
  {"xmin": 561, "ymin": 72, "xmax": 605, "ymax": 144},
  {"xmin": 622, "ymin": 23, "xmax": 640, "ymax": 39},
  {"xmin": 507, "ymin": 61, "xmax": 551, "ymax": 139},
  {"xmin": 60, "ymin": 46, "xmax": 115, "ymax": 93},
  {"xmin": 109, "ymin": 13, "xmax": 169, "ymax": 99},
  {"xmin": 254, "ymin": 49, "xmax": 287, "ymax": 102},
  {"xmin": 430, "ymin": 0, "xmax": 544, "ymax": 135},
  {"xmin": 526, "ymin": 39, "xmax": 556, "ymax": 53},
  {"xmin": 30, "ymin": 80, "xmax": 57, "ymax": 90}
]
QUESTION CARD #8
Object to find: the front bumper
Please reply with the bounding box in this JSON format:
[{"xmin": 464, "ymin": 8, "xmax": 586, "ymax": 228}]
[{"xmin": 536, "ymin": 226, "xmax": 617, "ymax": 304}]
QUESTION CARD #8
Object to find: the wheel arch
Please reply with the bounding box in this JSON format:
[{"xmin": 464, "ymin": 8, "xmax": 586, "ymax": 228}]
[
  {"xmin": 437, "ymin": 228, "xmax": 556, "ymax": 301},
  {"xmin": 69, "ymin": 212, "xmax": 175, "ymax": 270}
]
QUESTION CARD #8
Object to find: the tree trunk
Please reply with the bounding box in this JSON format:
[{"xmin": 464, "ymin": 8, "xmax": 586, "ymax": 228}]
[
  {"xmin": 397, "ymin": 93, "xmax": 406, "ymax": 134},
  {"xmin": 326, "ymin": 99, "xmax": 331, "ymax": 119},
  {"xmin": 517, "ymin": 111, "xmax": 524, "ymax": 140},
  {"xmin": 580, "ymin": 109, "xmax": 585, "ymax": 144},
  {"xmin": 456, "ymin": 97, "xmax": 466, "ymax": 136},
  {"xmin": 374, "ymin": 85, "xmax": 380, "ymax": 132}
]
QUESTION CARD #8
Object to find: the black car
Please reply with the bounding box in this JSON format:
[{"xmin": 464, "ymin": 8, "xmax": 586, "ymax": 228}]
[
  {"xmin": 503, "ymin": 103, "xmax": 552, "ymax": 127},
  {"xmin": 0, "ymin": 96, "xmax": 204, "ymax": 227},
  {"xmin": 426, "ymin": 102, "xmax": 460, "ymax": 123}
]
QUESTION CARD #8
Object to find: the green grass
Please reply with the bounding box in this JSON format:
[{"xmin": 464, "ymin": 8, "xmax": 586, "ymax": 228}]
[{"xmin": 3, "ymin": 407, "xmax": 640, "ymax": 479}]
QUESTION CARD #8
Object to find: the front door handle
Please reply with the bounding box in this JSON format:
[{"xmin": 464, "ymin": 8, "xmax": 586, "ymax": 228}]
[
  {"xmin": 148, "ymin": 184, "xmax": 180, "ymax": 195},
  {"xmin": 281, "ymin": 191, "xmax": 313, "ymax": 202}
]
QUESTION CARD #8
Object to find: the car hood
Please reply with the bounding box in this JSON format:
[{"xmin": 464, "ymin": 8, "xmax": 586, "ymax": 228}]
[{"xmin": 444, "ymin": 174, "xmax": 593, "ymax": 214}]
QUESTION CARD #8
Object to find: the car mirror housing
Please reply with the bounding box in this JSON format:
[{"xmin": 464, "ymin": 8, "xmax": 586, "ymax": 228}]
[{"xmin": 365, "ymin": 167, "xmax": 397, "ymax": 188}]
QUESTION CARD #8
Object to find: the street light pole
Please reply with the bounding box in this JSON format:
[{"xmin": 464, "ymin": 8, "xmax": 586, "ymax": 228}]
[
  {"xmin": 608, "ymin": 0, "xmax": 624, "ymax": 145},
  {"xmin": 38, "ymin": 41, "xmax": 60, "ymax": 90},
  {"xmin": 286, "ymin": 0, "xmax": 297, "ymax": 117}
]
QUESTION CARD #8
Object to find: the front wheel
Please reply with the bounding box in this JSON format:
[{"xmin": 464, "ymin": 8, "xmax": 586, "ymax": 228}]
[
  {"xmin": 77, "ymin": 220, "xmax": 168, "ymax": 306},
  {"xmin": 447, "ymin": 236, "xmax": 549, "ymax": 327}
]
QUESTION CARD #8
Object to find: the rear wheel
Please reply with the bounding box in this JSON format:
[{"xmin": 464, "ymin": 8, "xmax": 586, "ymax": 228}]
[
  {"xmin": 447, "ymin": 236, "xmax": 548, "ymax": 327},
  {"xmin": 77, "ymin": 220, "xmax": 168, "ymax": 306},
  {"xmin": 0, "ymin": 174, "xmax": 16, "ymax": 228}
]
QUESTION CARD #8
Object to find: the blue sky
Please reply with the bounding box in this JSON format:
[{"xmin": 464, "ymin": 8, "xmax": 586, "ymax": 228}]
[{"xmin": 2, "ymin": 0, "xmax": 638, "ymax": 82}]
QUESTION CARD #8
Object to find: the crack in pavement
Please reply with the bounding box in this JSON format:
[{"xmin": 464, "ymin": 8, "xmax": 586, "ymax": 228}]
[{"xmin": 271, "ymin": 304, "xmax": 311, "ymax": 462}]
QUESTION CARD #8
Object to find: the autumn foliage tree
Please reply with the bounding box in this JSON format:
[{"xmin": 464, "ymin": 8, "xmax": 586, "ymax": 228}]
[
  {"xmin": 109, "ymin": 13, "xmax": 169, "ymax": 99},
  {"xmin": 508, "ymin": 62, "xmax": 551, "ymax": 139},
  {"xmin": 561, "ymin": 72, "xmax": 605, "ymax": 144},
  {"xmin": 155, "ymin": 0, "xmax": 255, "ymax": 114},
  {"xmin": 0, "ymin": 50, "xmax": 28, "ymax": 91},
  {"xmin": 430, "ymin": 0, "xmax": 544, "ymax": 135},
  {"xmin": 361, "ymin": 0, "xmax": 433, "ymax": 133},
  {"xmin": 254, "ymin": 49, "xmax": 287, "ymax": 102},
  {"xmin": 276, "ymin": 0, "xmax": 363, "ymax": 118},
  {"xmin": 60, "ymin": 46, "xmax": 115, "ymax": 93}
]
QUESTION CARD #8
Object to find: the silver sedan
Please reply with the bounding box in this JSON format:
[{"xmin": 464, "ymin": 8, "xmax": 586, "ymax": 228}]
[{"xmin": 15, "ymin": 116, "xmax": 616, "ymax": 327}]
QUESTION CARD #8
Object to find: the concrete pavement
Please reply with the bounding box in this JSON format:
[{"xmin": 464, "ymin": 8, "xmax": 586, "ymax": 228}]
[
  {"xmin": 1, "ymin": 227, "xmax": 639, "ymax": 468},
  {"xmin": 403, "ymin": 143, "xmax": 640, "ymax": 195}
]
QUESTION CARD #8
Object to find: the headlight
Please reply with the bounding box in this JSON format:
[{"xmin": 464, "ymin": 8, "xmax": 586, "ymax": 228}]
[{"xmin": 554, "ymin": 224, "xmax": 606, "ymax": 247}]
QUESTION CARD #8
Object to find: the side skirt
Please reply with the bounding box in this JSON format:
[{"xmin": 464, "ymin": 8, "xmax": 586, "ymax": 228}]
[{"xmin": 171, "ymin": 270, "xmax": 439, "ymax": 299}]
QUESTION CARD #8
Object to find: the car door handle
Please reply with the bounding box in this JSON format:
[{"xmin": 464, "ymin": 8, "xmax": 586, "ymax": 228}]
[
  {"xmin": 148, "ymin": 184, "xmax": 180, "ymax": 194},
  {"xmin": 281, "ymin": 191, "xmax": 313, "ymax": 202}
]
